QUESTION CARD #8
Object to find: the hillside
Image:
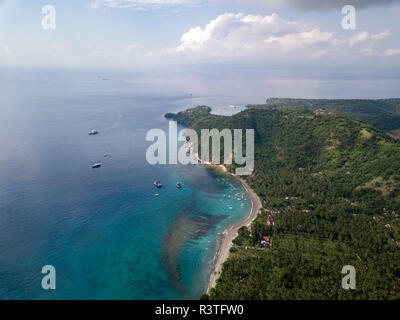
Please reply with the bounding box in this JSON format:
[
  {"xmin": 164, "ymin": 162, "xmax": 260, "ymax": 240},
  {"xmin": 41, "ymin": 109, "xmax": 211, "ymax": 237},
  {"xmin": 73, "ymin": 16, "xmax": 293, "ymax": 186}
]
[
  {"xmin": 247, "ymin": 98, "xmax": 400, "ymax": 134},
  {"xmin": 168, "ymin": 106, "xmax": 400, "ymax": 300}
]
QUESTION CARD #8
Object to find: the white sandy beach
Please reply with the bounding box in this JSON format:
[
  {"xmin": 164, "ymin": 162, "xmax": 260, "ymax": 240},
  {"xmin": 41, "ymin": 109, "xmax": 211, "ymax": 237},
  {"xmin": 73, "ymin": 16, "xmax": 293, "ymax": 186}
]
[{"xmin": 206, "ymin": 166, "xmax": 262, "ymax": 293}]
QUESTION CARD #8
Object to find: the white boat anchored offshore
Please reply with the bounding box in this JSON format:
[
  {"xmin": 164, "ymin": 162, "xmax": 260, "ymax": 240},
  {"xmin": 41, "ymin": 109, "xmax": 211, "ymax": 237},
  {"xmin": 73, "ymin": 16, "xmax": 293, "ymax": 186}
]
[
  {"xmin": 92, "ymin": 163, "xmax": 102, "ymax": 169},
  {"xmin": 154, "ymin": 181, "xmax": 163, "ymax": 188},
  {"xmin": 89, "ymin": 130, "xmax": 98, "ymax": 136}
]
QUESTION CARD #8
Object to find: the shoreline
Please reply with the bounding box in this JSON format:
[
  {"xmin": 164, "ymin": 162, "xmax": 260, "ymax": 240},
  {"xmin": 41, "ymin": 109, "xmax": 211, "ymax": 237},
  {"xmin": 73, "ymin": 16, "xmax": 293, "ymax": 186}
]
[{"xmin": 205, "ymin": 164, "xmax": 262, "ymax": 294}]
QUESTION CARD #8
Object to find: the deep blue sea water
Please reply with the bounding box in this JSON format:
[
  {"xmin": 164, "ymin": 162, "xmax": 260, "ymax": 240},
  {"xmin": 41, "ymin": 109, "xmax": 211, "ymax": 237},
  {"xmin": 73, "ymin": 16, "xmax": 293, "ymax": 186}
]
[{"xmin": 0, "ymin": 68, "xmax": 252, "ymax": 299}]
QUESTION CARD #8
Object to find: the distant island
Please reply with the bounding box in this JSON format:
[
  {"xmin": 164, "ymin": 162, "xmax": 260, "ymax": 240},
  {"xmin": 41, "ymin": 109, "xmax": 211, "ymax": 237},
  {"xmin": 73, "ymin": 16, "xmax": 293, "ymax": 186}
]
[{"xmin": 168, "ymin": 98, "xmax": 400, "ymax": 300}]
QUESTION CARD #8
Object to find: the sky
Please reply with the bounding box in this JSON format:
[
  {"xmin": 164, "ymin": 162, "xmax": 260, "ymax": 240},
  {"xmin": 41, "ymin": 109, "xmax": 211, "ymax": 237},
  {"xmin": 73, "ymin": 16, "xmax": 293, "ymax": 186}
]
[{"xmin": 1, "ymin": 0, "xmax": 400, "ymax": 70}]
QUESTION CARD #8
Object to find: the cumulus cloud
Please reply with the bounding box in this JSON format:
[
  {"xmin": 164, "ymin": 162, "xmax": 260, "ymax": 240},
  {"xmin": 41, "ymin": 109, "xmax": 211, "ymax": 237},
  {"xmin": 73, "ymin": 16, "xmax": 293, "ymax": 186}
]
[
  {"xmin": 173, "ymin": 12, "xmax": 346, "ymax": 62},
  {"xmin": 159, "ymin": 12, "xmax": 398, "ymax": 65},
  {"xmin": 88, "ymin": 0, "xmax": 198, "ymax": 9},
  {"xmin": 102, "ymin": 12, "xmax": 396, "ymax": 67},
  {"xmin": 265, "ymin": 29, "xmax": 334, "ymax": 51},
  {"xmin": 241, "ymin": 0, "xmax": 400, "ymax": 10},
  {"xmin": 176, "ymin": 13, "xmax": 304, "ymax": 53}
]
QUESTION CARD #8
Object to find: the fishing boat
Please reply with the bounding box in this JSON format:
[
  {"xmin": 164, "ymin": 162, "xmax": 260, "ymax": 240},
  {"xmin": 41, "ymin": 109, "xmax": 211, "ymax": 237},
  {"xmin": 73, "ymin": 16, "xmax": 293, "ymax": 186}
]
[
  {"xmin": 89, "ymin": 130, "xmax": 98, "ymax": 136},
  {"xmin": 176, "ymin": 183, "xmax": 183, "ymax": 189},
  {"xmin": 154, "ymin": 181, "xmax": 163, "ymax": 188},
  {"xmin": 92, "ymin": 163, "xmax": 102, "ymax": 168}
]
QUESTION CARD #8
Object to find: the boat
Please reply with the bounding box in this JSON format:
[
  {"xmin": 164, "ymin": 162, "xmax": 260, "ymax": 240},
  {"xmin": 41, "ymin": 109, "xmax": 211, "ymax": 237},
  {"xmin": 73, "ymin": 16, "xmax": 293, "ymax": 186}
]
[
  {"xmin": 176, "ymin": 183, "xmax": 183, "ymax": 189},
  {"xmin": 89, "ymin": 130, "xmax": 98, "ymax": 136},
  {"xmin": 92, "ymin": 163, "xmax": 102, "ymax": 168},
  {"xmin": 154, "ymin": 181, "xmax": 163, "ymax": 188}
]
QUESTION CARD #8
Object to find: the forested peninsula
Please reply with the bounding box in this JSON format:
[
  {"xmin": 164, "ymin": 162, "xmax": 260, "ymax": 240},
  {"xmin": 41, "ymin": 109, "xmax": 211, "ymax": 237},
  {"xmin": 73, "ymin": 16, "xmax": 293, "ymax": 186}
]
[{"xmin": 167, "ymin": 99, "xmax": 400, "ymax": 300}]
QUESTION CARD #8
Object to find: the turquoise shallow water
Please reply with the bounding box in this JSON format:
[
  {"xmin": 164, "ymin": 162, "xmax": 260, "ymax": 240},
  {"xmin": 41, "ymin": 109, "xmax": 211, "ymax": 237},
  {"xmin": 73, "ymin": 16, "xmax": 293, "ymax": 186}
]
[{"xmin": 0, "ymin": 68, "xmax": 251, "ymax": 299}]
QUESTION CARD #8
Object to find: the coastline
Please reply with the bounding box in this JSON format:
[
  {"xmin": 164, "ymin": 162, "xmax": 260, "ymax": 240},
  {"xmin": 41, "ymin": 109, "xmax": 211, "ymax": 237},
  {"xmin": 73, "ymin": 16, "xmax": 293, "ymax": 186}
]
[{"xmin": 205, "ymin": 164, "xmax": 262, "ymax": 294}]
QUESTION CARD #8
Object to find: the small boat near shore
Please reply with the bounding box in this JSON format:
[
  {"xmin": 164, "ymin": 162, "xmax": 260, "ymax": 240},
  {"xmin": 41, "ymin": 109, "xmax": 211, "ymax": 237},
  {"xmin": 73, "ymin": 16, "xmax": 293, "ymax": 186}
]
[
  {"xmin": 154, "ymin": 181, "xmax": 163, "ymax": 188},
  {"xmin": 92, "ymin": 163, "xmax": 102, "ymax": 168},
  {"xmin": 176, "ymin": 183, "xmax": 183, "ymax": 189}
]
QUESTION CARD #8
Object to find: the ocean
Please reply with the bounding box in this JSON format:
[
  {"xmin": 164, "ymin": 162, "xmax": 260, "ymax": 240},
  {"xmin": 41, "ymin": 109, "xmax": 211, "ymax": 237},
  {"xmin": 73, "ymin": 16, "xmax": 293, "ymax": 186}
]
[
  {"xmin": 0, "ymin": 68, "xmax": 253, "ymax": 299},
  {"xmin": 1, "ymin": 67, "xmax": 400, "ymax": 299}
]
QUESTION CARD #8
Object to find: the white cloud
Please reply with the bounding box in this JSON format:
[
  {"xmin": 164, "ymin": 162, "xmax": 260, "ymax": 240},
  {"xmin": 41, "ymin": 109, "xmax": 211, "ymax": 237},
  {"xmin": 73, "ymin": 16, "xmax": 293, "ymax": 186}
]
[
  {"xmin": 371, "ymin": 29, "xmax": 391, "ymax": 41},
  {"xmin": 176, "ymin": 13, "xmax": 333, "ymax": 57},
  {"xmin": 176, "ymin": 12, "xmax": 302, "ymax": 53},
  {"xmin": 265, "ymin": 29, "xmax": 334, "ymax": 51},
  {"xmin": 172, "ymin": 13, "xmax": 342, "ymax": 62},
  {"xmin": 349, "ymin": 30, "xmax": 391, "ymax": 46},
  {"xmin": 161, "ymin": 13, "xmax": 399, "ymax": 65},
  {"xmin": 349, "ymin": 32, "xmax": 370, "ymax": 47},
  {"xmin": 59, "ymin": 11, "xmax": 396, "ymax": 67},
  {"xmin": 384, "ymin": 48, "xmax": 400, "ymax": 57}
]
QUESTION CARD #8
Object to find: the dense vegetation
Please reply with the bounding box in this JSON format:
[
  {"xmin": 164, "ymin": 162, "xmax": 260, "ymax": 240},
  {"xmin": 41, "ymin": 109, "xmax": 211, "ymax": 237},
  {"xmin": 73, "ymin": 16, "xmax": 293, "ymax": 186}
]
[
  {"xmin": 247, "ymin": 98, "xmax": 400, "ymax": 133},
  {"xmin": 169, "ymin": 104, "xmax": 400, "ymax": 300}
]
